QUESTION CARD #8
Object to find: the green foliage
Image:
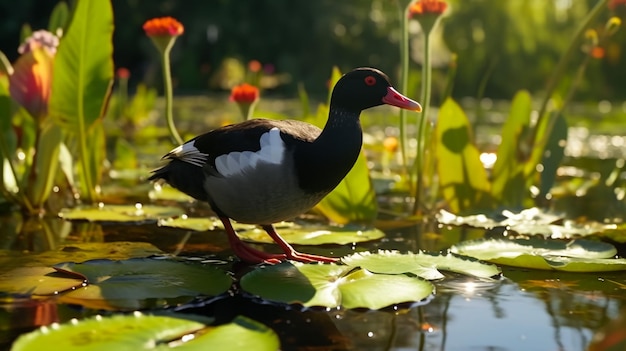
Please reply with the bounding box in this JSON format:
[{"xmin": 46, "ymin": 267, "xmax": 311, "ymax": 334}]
[
  {"xmin": 491, "ymin": 90, "xmax": 532, "ymax": 206},
  {"xmin": 451, "ymin": 237, "xmax": 626, "ymax": 272},
  {"xmin": 435, "ymin": 98, "xmax": 491, "ymax": 213},
  {"xmin": 11, "ymin": 314, "xmax": 279, "ymax": 351},
  {"xmin": 49, "ymin": 0, "xmax": 114, "ymax": 203},
  {"xmin": 240, "ymin": 261, "xmax": 434, "ymax": 309}
]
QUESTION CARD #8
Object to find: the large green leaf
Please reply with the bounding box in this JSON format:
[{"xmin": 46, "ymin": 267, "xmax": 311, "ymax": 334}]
[
  {"xmin": 237, "ymin": 223, "xmax": 385, "ymax": 245},
  {"xmin": 54, "ymin": 258, "xmax": 232, "ymax": 310},
  {"xmin": 435, "ymin": 98, "xmax": 491, "ymax": 213},
  {"xmin": 26, "ymin": 120, "xmax": 62, "ymax": 207},
  {"xmin": 451, "ymin": 238, "xmax": 626, "ymax": 272},
  {"xmin": 341, "ymin": 250, "xmax": 501, "ymax": 280},
  {"xmin": 48, "ymin": 0, "xmax": 114, "ymax": 202},
  {"xmin": 11, "ymin": 313, "xmax": 280, "ymax": 351},
  {"xmin": 240, "ymin": 261, "xmax": 434, "ymax": 309},
  {"xmin": 491, "ymin": 90, "xmax": 532, "ymax": 206}
]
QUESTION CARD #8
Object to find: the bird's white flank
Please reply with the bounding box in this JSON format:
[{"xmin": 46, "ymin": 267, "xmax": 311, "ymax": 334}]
[{"xmin": 215, "ymin": 127, "xmax": 285, "ymax": 177}]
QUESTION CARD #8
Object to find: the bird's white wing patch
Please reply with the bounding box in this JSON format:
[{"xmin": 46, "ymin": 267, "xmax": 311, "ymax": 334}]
[
  {"xmin": 164, "ymin": 142, "xmax": 208, "ymax": 167},
  {"xmin": 214, "ymin": 127, "xmax": 285, "ymax": 177}
]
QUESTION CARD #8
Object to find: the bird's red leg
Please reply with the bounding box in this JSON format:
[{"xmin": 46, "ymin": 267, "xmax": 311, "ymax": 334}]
[
  {"xmin": 220, "ymin": 217, "xmax": 286, "ymax": 264},
  {"xmin": 262, "ymin": 224, "xmax": 338, "ymax": 263}
]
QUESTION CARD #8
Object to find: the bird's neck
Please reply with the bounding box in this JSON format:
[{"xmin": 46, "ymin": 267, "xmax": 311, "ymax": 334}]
[{"xmin": 295, "ymin": 107, "xmax": 363, "ymax": 194}]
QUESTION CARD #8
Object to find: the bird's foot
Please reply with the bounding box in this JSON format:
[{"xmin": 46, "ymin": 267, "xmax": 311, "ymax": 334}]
[
  {"xmin": 231, "ymin": 241, "xmax": 287, "ymax": 264},
  {"xmin": 284, "ymin": 250, "xmax": 339, "ymax": 264}
]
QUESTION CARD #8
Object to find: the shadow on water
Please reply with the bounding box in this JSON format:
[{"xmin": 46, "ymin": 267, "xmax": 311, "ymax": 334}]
[{"xmin": 2, "ymin": 209, "xmax": 626, "ymax": 351}]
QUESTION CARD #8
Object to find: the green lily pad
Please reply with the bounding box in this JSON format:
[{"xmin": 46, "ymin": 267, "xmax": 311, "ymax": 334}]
[
  {"xmin": 59, "ymin": 204, "xmax": 184, "ymax": 223},
  {"xmin": 0, "ymin": 242, "xmax": 163, "ymax": 270},
  {"xmin": 237, "ymin": 223, "xmax": 385, "ymax": 245},
  {"xmin": 341, "ymin": 250, "xmax": 501, "ymax": 280},
  {"xmin": 158, "ymin": 216, "xmax": 256, "ymax": 232},
  {"xmin": 53, "ymin": 258, "xmax": 232, "ymax": 310},
  {"xmin": 0, "ymin": 267, "xmax": 84, "ymax": 295},
  {"xmin": 240, "ymin": 261, "xmax": 433, "ymax": 310},
  {"xmin": 437, "ymin": 208, "xmax": 615, "ymax": 239},
  {"xmin": 149, "ymin": 183, "xmax": 195, "ymax": 202},
  {"xmin": 451, "ymin": 238, "xmax": 626, "ymax": 272},
  {"xmin": 11, "ymin": 314, "xmax": 279, "ymax": 351}
]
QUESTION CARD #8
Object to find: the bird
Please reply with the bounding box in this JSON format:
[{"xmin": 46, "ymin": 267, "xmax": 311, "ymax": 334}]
[{"xmin": 149, "ymin": 68, "xmax": 421, "ymax": 264}]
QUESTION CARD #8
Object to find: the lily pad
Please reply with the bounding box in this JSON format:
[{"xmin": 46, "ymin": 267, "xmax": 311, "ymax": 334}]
[
  {"xmin": 240, "ymin": 261, "xmax": 433, "ymax": 310},
  {"xmin": 11, "ymin": 313, "xmax": 279, "ymax": 351},
  {"xmin": 0, "ymin": 242, "xmax": 163, "ymax": 270},
  {"xmin": 149, "ymin": 183, "xmax": 196, "ymax": 202},
  {"xmin": 451, "ymin": 238, "xmax": 626, "ymax": 272},
  {"xmin": 53, "ymin": 258, "xmax": 232, "ymax": 310},
  {"xmin": 341, "ymin": 250, "xmax": 501, "ymax": 280},
  {"xmin": 158, "ymin": 216, "xmax": 256, "ymax": 232},
  {"xmin": 437, "ymin": 208, "xmax": 615, "ymax": 239},
  {"xmin": 237, "ymin": 223, "xmax": 385, "ymax": 245},
  {"xmin": 59, "ymin": 204, "xmax": 184, "ymax": 223},
  {"xmin": 0, "ymin": 267, "xmax": 84, "ymax": 295}
]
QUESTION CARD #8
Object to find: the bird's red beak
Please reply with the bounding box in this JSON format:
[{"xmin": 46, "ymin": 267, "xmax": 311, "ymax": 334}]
[{"xmin": 382, "ymin": 87, "xmax": 422, "ymax": 112}]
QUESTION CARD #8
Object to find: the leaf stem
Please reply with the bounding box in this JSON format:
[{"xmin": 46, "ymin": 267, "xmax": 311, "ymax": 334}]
[
  {"xmin": 413, "ymin": 26, "xmax": 432, "ymax": 214},
  {"xmin": 161, "ymin": 44, "xmax": 183, "ymax": 145},
  {"xmin": 398, "ymin": 3, "xmax": 411, "ymax": 188}
]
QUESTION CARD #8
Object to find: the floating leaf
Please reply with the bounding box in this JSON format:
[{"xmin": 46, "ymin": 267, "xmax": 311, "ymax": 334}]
[
  {"xmin": 240, "ymin": 261, "xmax": 433, "ymax": 310},
  {"xmin": 238, "ymin": 223, "xmax": 385, "ymax": 245},
  {"xmin": 149, "ymin": 183, "xmax": 196, "ymax": 202},
  {"xmin": 437, "ymin": 208, "xmax": 615, "ymax": 239},
  {"xmin": 59, "ymin": 204, "xmax": 184, "ymax": 223},
  {"xmin": 341, "ymin": 250, "xmax": 501, "ymax": 280},
  {"xmin": 0, "ymin": 242, "xmax": 163, "ymax": 270},
  {"xmin": 451, "ymin": 238, "xmax": 626, "ymax": 272},
  {"xmin": 158, "ymin": 216, "xmax": 256, "ymax": 233},
  {"xmin": 11, "ymin": 313, "xmax": 279, "ymax": 351},
  {"xmin": 53, "ymin": 258, "xmax": 232, "ymax": 310},
  {"xmin": 0, "ymin": 267, "xmax": 84, "ymax": 295}
]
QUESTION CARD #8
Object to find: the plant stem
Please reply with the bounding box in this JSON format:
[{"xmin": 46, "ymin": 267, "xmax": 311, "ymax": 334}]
[
  {"xmin": 161, "ymin": 45, "xmax": 183, "ymax": 145},
  {"xmin": 413, "ymin": 28, "xmax": 432, "ymax": 214},
  {"xmin": 529, "ymin": 0, "xmax": 608, "ymax": 153},
  {"xmin": 398, "ymin": 3, "xmax": 411, "ymax": 187}
]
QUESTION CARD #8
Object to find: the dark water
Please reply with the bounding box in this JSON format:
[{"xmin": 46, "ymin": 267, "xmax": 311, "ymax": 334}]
[{"xmin": 2, "ymin": 211, "xmax": 625, "ymax": 351}]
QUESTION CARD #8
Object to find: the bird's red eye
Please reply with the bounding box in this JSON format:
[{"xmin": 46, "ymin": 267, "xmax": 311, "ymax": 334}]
[{"xmin": 364, "ymin": 76, "xmax": 376, "ymax": 86}]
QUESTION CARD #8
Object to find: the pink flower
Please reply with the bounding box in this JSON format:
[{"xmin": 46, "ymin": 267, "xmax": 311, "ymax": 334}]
[{"xmin": 18, "ymin": 30, "xmax": 59, "ymax": 56}]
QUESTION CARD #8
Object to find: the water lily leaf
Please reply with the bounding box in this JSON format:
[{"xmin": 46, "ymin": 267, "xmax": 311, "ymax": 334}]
[
  {"xmin": 237, "ymin": 223, "xmax": 385, "ymax": 245},
  {"xmin": 0, "ymin": 242, "xmax": 163, "ymax": 270},
  {"xmin": 11, "ymin": 313, "xmax": 279, "ymax": 351},
  {"xmin": 53, "ymin": 258, "xmax": 232, "ymax": 310},
  {"xmin": 158, "ymin": 216, "xmax": 256, "ymax": 233},
  {"xmin": 240, "ymin": 261, "xmax": 433, "ymax": 310},
  {"xmin": 341, "ymin": 250, "xmax": 501, "ymax": 280},
  {"xmin": 437, "ymin": 208, "xmax": 614, "ymax": 239},
  {"xmin": 149, "ymin": 183, "xmax": 196, "ymax": 202},
  {"xmin": 451, "ymin": 238, "xmax": 626, "ymax": 272},
  {"xmin": 0, "ymin": 267, "xmax": 84, "ymax": 295},
  {"xmin": 59, "ymin": 204, "xmax": 184, "ymax": 223}
]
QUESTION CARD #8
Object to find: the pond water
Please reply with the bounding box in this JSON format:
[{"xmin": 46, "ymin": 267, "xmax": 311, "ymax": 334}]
[
  {"xmin": 2, "ymin": 97, "xmax": 626, "ymax": 350},
  {"xmin": 2, "ymin": 212, "xmax": 625, "ymax": 351}
]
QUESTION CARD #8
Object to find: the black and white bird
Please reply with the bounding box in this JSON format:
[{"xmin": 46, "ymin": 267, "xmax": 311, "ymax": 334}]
[{"xmin": 149, "ymin": 68, "xmax": 421, "ymax": 264}]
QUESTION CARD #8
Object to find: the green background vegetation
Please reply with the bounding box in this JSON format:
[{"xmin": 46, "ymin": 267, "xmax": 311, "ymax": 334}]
[{"xmin": 1, "ymin": 0, "xmax": 624, "ymax": 101}]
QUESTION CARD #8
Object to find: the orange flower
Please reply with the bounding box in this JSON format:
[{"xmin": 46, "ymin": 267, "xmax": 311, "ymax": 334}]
[
  {"xmin": 383, "ymin": 136, "xmax": 399, "ymax": 153},
  {"xmin": 116, "ymin": 67, "xmax": 130, "ymax": 79},
  {"xmin": 248, "ymin": 60, "xmax": 262, "ymax": 73},
  {"xmin": 230, "ymin": 83, "xmax": 259, "ymax": 103},
  {"xmin": 143, "ymin": 17, "xmax": 184, "ymax": 37},
  {"xmin": 408, "ymin": 0, "xmax": 447, "ymax": 17},
  {"xmin": 591, "ymin": 46, "xmax": 605, "ymax": 59}
]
